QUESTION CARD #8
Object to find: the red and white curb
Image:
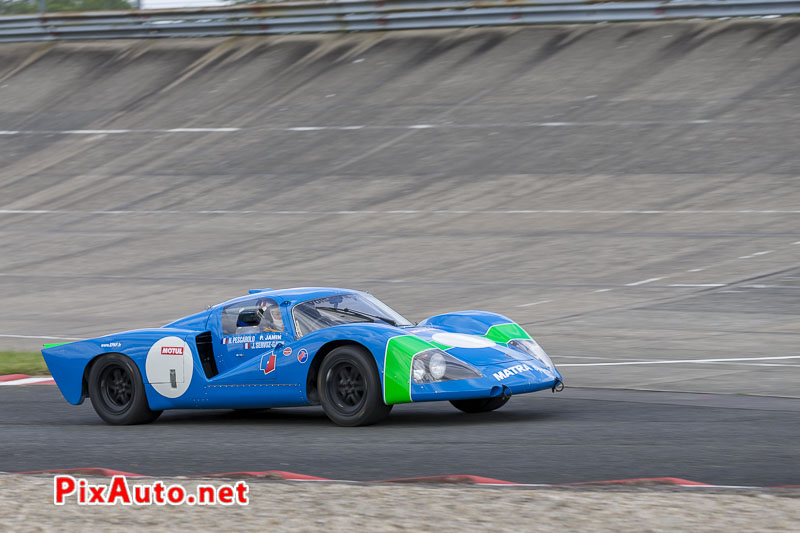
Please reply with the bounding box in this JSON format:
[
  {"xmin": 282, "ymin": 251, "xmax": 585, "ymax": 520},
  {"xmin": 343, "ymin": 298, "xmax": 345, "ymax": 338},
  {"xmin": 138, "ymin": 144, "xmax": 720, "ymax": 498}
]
[
  {"xmin": 4, "ymin": 469, "xmax": 788, "ymax": 489},
  {"xmin": 0, "ymin": 374, "xmax": 55, "ymax": 386}
]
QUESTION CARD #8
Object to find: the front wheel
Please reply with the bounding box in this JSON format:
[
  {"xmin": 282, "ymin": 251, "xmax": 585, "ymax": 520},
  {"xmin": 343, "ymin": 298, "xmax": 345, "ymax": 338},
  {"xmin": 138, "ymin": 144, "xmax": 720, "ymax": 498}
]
[
  {"xmin": 88, "ymin": 354, "xmax": 162, "ymax": 425},
  {"xmin": 450, "ymin": 395, "xmax": 510, "ymax": 413},
  {"xmin": 318, "ymin": 345, "xmax": 392, "ymax": 427}
]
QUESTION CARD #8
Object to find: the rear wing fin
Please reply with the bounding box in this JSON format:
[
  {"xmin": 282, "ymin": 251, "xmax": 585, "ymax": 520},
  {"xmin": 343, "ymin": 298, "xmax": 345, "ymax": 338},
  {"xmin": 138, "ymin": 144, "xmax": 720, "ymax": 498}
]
[{"xmin": 43, "ymin": 342, "xmax": 71, "ymax": 349}]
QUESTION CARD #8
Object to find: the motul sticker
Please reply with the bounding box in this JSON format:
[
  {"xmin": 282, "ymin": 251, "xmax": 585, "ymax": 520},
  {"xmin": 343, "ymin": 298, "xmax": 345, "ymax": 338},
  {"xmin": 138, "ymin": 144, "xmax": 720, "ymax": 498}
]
[{"xmin": 161, "ymin": 346, "xmax": 184, "ymax": 356}]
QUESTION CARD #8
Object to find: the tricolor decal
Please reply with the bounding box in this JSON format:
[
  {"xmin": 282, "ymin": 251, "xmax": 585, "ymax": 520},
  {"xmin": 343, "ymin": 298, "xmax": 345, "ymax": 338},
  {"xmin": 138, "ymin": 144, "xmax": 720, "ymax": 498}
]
[{"xmin": 260, "ymin": 354, "xmax": 277, "ymax": 375}]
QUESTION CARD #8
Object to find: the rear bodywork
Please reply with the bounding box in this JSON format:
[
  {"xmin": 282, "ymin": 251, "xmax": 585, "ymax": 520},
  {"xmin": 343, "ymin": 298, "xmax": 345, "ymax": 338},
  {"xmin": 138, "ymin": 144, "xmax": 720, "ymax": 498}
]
[{"xmin": 42, "ymin": 288, "xmax": 563, "ymax": 412}]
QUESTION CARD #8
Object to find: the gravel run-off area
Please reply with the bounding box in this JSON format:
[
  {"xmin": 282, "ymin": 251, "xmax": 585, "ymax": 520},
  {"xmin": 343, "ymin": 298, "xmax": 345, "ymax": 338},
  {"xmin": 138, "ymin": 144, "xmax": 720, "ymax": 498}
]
[{"xmin": 2, "ymin": 476, "xmax": 799, "ymax": 532}]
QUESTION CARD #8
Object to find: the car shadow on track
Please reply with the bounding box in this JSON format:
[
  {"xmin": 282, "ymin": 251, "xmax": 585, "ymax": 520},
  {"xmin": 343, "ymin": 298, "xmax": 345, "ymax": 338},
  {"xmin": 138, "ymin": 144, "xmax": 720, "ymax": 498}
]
[{"xmin": 154, "ymin": 404, "xmax": 559, "ymax": 427}]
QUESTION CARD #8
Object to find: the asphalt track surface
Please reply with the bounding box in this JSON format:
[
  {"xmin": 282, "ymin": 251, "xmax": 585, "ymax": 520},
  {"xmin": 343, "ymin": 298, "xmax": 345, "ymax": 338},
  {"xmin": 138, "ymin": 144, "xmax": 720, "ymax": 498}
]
[
  {"xmin": 0, "ymin": 19, "xmax": 799, "ymax": 484},
  {"xmin": 3, "ymin": 386, "xmax": 800, "ymax": 486}
]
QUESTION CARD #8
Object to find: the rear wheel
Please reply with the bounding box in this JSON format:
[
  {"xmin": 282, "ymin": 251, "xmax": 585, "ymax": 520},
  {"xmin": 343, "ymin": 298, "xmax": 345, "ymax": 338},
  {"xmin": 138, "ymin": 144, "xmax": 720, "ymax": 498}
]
[
  {"xmin": 450, "ymin": 396, "xmax": 510, "ymax": 414},
  {"xmin": 88, "ymin": 354, "xmax": 162, "ymax": 425},
  {"xmin": 318, "ymin": 345, "xmax": 392, "ymax": 426}
]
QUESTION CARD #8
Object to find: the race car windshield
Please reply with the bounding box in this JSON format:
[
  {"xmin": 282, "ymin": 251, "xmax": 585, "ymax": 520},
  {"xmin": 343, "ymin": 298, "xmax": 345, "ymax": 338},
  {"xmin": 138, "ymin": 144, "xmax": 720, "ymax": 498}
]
[{"xmin": 292, "ymin": 293, "xmax": 412, "ymax": 338}]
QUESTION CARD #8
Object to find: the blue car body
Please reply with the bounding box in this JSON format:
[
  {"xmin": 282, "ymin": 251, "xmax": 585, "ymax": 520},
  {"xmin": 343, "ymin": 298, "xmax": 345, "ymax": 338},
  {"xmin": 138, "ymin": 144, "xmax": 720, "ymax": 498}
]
[{"xmin": 42, "ymin": 287, "xmax": 563, "ymax": 413}]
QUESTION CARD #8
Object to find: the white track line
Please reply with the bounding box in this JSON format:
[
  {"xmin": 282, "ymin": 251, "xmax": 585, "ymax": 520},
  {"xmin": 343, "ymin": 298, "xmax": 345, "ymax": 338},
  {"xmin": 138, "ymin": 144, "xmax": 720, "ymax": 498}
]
[
  {"xmin": 0, "ymin": 119, "xmax": 797, "ymax": 137},
  {"xmin": 61, "ymin": 129, "xmax": 132, "ymax": 134},
  {"xmin": 0, "ymin": 377, "xmax": 54, "ymax": 386},
  {"xmin": 668, "ymin": 283, "xmax": 727, "ymax": 287},
  {"xmin": 516, "ymin": 300, "xmax": 552, "ymax": 308},
  {"xmin": 558, "ymin": 356, "xmax": 800, "ymax": 367},
  {"xmin": 741, "ymin": 284, "xmax": 797, "ymax": 289},
  {"xmin": 1, "ymin": 209, "xmax": 798, "ymax": 216},
  {"xmin": 739, "ymin": 251, "xmax": 774, "ymax": 259},
  {"xmin": 0, "ymin": 128, "xmax": 240, "ymax": 135},
  {"xmin": 625, "ymin": 277, "xmax": 664, "ymax": 286},
  {"xmin": 714, "ymin": 363, "xmax": 800, "ymax": 367},
  {"xmin": 552, "ymin": 355, "xmax": 627, "ymax": 360},
  {"xmin": 166, "ymin": 128, "xmax": 240, "ymax": 133},
  {"xmin": 0, "ymin": 334, "xmax": 83, "ymax": 340}
]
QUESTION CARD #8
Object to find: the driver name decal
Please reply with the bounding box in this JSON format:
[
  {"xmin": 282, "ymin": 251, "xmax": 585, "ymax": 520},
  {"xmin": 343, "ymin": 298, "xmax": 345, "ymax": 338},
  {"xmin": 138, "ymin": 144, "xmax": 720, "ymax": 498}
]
[
  {"xmin": 253, "ymin": 333, "xmax": 281, "ymax": 349},
  {"xmin": 222, "ymin": 335, "xmax": 255, "ymax": 345}
]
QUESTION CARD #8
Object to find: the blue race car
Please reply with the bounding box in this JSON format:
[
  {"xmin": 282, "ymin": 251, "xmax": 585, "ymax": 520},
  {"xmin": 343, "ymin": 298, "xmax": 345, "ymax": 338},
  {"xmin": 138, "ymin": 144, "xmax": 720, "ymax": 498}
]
[{"xmin": 42, "ymin": 288, "xmax": 564, "ymax": 426}]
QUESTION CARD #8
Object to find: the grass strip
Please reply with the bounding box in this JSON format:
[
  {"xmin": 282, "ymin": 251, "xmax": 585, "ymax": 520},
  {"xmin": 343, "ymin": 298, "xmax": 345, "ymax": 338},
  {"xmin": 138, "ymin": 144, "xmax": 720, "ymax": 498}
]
[{"xmin": 0, "ymin": 351, "xmax": 50, "ymax": 376}]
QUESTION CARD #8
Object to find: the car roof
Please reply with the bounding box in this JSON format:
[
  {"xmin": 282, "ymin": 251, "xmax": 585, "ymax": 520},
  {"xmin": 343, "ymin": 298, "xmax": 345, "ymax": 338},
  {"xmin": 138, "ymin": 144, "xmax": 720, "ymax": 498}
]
[{"xmin": 217, "ymin": 287, "xmax": 356, "ymax": 308}]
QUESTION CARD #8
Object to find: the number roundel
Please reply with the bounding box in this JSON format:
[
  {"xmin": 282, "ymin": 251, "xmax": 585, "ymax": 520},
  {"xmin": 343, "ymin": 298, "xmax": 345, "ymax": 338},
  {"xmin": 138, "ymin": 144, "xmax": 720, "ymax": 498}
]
[{"xmin": 145, "ymin": 336, "xmax": 193, "ymax": 398}]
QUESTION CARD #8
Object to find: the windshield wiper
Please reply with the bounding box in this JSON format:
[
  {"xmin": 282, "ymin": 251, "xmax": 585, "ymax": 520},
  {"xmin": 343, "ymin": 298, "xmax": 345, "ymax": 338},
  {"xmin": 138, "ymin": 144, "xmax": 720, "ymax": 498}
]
[{"xmin": 315, "ymin": 306, "xmax": 399, "ymax": 327}]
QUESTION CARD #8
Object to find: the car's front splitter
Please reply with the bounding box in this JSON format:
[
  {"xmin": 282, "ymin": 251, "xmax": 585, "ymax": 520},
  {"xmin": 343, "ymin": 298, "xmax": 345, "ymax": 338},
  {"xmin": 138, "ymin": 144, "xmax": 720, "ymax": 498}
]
[{"xmin": 408, "ymin": 362, "xmax": 562, "ymax": 403}]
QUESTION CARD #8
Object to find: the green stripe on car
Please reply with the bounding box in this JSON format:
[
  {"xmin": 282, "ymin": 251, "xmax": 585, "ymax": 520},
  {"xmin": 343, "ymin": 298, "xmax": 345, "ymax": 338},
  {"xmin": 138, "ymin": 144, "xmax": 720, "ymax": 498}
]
[
  {"xmin": 382, "ymin": 324, "xmax": 530, "ymax": 404},
  {"xmin": 43, "ymin": 342, "xmax": 70, "ymax": 349},
  {"xmin": 484, "ymin": 323, "xmax": 531, "ymax": 343},
  {"xmin": 383, "ymin": 335, "xmax": 434, "ymax": 404}
]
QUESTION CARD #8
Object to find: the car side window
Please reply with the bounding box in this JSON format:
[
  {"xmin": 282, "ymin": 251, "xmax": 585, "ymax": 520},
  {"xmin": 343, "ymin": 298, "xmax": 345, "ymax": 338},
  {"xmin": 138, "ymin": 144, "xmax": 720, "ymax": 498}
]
[{"xmin": 221, "ymin": 298, "xmax": 284, "ymax": 336}]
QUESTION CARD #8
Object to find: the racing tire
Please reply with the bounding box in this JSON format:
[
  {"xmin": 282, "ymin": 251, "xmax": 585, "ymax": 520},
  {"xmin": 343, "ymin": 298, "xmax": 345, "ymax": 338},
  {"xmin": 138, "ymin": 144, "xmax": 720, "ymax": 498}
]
[
  {"xmin": 318, "ymin": 345, "xmax": 392, "ymax": 427},
  {"xmin": 450, "ymin": 395, "xmax": 510, "ymax": 414},
  {"xmin": 88, "ymin": 354, "xmax": 162, "ymax": 425}
]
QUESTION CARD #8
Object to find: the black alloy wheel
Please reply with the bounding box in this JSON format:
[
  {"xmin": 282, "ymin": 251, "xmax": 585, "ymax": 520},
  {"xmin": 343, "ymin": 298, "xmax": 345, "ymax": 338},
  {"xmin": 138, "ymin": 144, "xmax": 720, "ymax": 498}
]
[
  {"xmin": 99, "ymin": 365, "xmax": 133, "ymax": 413},
  {"xmin": 328, "ymin": 361, "xmax": 367, "ymax": 414},
  {"xmin": 88, "ymin": 353, "xmax": 162, "ymax": 425},
  {"xmin": 318, "ymin": 345, "xmax": 392, "ymax": 426}
]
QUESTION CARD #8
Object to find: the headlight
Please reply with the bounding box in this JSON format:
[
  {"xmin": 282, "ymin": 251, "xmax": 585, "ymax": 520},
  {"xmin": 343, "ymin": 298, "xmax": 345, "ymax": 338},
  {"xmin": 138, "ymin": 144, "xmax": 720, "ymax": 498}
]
[
  {"xmin": 507, "ymin": 338, "xmax": 556, "ymax": 371},
  {"xmin": 412, "ymin": 357, "xmax": 427, "ymax": 382},
  {"xmin": 429, "ymin": 353, "xmax": 447, "ymax": 379},
  {"xmin": 411, "ymin": 349, "xmax": 482, "ymax": 384}
]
